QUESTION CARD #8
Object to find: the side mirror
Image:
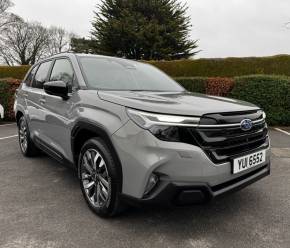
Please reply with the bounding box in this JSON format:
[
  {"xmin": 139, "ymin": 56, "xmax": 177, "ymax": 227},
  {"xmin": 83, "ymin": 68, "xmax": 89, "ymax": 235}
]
[{"xmin": 44, "ymin": 81, "xmax": 69, "ymax": 100}]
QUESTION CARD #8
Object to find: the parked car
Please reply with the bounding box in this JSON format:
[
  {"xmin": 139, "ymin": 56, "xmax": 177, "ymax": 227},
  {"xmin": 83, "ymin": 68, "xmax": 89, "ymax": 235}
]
[
  {"xmin": 14, "ymin": 53, "xmax": 270, "ymax": 217},
  {"xmin": 0, "ymin": 104, "xmax": 3, "ymax": 119}
]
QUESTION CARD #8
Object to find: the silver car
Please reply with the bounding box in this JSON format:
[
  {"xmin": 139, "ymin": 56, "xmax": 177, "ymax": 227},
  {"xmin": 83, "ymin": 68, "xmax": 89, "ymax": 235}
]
[{"xmin": 14, "ymin": 53, "xmax": 271, "ymax": 217}]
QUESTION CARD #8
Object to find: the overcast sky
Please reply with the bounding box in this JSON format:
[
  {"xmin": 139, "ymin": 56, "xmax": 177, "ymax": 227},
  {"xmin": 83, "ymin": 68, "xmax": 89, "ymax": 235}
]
[{"xmin": 11, "ymin": 0, "xmax": 290, "ymax": 58}]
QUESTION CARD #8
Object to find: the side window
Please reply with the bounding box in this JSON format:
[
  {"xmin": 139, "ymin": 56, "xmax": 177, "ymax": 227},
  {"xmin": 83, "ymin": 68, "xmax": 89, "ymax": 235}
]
[
  {"xmin": 24, "ymin": 66, "xmax": 38, "ymax": 87},
  {"xmin": 50, "ymin": 59, "xmax": 74, "ymax": 85},
  {"xmin": 32, "ymin": 61, "xmax": 52, "ymax": 89}
]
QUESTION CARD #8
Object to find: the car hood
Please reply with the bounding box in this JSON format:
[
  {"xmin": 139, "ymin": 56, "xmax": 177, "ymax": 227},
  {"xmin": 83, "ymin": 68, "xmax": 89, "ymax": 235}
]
[{"xmin": 98, "ymin": 91, "xmax": 259, "ymax": 116}]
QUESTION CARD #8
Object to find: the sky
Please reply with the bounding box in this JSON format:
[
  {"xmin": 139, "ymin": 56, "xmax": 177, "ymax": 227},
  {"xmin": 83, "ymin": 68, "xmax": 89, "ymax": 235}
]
[{"xmin": 11, "ymin": 0, "xmax": 290, "ymax": 58}]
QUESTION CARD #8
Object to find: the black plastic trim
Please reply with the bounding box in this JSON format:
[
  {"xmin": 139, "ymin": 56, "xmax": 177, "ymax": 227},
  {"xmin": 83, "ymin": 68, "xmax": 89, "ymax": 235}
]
[
  {"xmin": 33, "ymin": 136, "xmax": 75, "ymax": 169},
  {"xmin": 71, "ymin": 119, "xmax": 123, "ymax": 185},
  {"xmin": 121, "ymin": 163, "xmax": 270, "ymax": 207}
]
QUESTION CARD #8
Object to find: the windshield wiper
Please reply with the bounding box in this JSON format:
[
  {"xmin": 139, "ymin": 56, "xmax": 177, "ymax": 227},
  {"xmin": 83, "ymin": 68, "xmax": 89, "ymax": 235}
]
[{"xmin": 129, "ymin": 90, "xmax": 166, "ymax": 92}]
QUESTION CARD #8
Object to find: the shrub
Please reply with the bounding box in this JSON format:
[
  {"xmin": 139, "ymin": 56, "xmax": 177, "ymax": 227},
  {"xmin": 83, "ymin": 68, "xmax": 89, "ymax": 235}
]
[
  {"xmin": 150, "ymin": 55, "xmax": 290, "ymax": 77},
  {"xmin": 175, "ymin": 77, "xmax": 234, "ymax": 96},
  {"xmin": 230, "ymin": 75, "xmax": 290, "ymax": 126},
  {"xmin": 1, "ymin": 74, "xmax": 290, "ymax": 126},
  {"xmin": 175, "ymin": 75, "xmax": 290, "ymax": 125},
  {"xmin": 0, "ymin": 78, "xmax": 21, "ymax": 121},
  {"xmin": 0, "ymin": 66, "xmax": 30, "ymax": 80},
  {"xmin": 175, "ymin": 77, "xmax": 206, "ymax": 93},
  {"xmin": 206, "ymin": 77, "xmax": 234, "ymax": 96}
]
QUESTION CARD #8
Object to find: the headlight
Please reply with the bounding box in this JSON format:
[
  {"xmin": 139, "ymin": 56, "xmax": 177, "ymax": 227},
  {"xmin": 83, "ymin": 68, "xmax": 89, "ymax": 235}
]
[
  {"xmin": 126, "ymin": 108, "xmax": 200, "ymax": 129},
  {"xmin": 258, "ymin": 110, "xmax": 266, "ymax": 120},
  {"xmin": 126, "ymin": 108, "xmax": 200, "ymax": 143}
]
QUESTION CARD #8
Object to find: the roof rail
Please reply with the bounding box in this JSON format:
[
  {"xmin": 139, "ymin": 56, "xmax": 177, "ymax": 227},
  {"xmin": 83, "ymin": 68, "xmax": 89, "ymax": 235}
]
[{"xmin": 49, "ymin": 50, "xmax": 75, "ymax": 56}]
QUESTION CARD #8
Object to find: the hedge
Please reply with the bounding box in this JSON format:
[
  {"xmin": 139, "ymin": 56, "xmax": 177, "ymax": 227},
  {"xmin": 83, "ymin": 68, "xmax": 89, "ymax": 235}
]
[
  {"xmin": 1, "ymin": 54, "xmax": 290, "ymax": 80},
  {"xmin": 175, "ymin": 77, "xmax": 206, "ymax": 93},
  {"xmin": 0, "ymin": 66, "xmax": 30, "ymax": 80},
  {"xmin": 0, "ymin": 78, "xmax": 21, "ymax": 121},
  {"xmin": 150, "ymin": 55, "xmax": 290, "ymax": 77},
  {"xmin": 1, "ymin": 71, "xmax": 290, "ymax": 125},
  {"xmin": 175, "ymin": 75, "xmax": 290, "ymax": 126},
  {"xmin": 230, "ymin": 75, "xmax": 290, "ymax": 126}
]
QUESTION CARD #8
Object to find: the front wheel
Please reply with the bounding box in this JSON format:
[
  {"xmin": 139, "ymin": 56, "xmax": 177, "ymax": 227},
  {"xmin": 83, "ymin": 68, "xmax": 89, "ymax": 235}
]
[{"xmin": 79, "ymin": 138, "xmax": 124, "ymax": 217}]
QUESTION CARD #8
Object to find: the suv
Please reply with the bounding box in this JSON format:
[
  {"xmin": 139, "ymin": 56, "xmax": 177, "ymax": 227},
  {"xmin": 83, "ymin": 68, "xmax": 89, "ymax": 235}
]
[{"xmin": 14, "ymin": 53, "xmax": 270, "ymax": 217}]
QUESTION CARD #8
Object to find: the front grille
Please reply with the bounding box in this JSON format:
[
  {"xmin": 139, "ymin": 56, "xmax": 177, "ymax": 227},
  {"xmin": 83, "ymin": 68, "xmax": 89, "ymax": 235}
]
[{"xmin": 187, "ymin": 111, "xmax": 269, "ymax": 163}]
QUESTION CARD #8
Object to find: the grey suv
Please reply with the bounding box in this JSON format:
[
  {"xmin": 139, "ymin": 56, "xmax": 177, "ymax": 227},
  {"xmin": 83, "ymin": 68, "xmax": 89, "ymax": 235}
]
[{"xmin": 14, "ymin": 53, "xmax": 270, "ymax": 217}]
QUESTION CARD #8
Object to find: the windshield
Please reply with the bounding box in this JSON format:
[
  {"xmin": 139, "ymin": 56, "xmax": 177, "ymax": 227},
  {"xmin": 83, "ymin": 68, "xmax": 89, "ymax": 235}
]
[{"xmin": 79, "ymin": 57, "xmax": 184, "ymax": 92}]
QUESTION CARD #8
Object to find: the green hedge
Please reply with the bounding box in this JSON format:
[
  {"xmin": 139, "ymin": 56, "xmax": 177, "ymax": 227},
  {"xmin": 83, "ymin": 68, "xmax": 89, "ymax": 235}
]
[
  {"xmin": 0, "ymin": 65, "xmax": 30, "ymax": 80},
  {"xmin": 175, "ymin": 77, "xmax": 206, "ymax": 93},
  {"xmin": 174, "ymin": 75, "xmax": 290, "ymax": 125},
  {"xmin": 0, "ymin": 79, "xmax": 21, "ymax": 121},
  {"xmin": 1, "ymin": 54, "xmax": 290, "ymax": 80},
  {"xmin": 0, "ymin": 81, "xmax": 10, "ymax": 115},
  {"xmin": 150, "ymin": 55, "xmax": 290, "ymax": 77},
  {"xmin": 230, "ymin": 75, "xmax": 290, "ymax": 126}
]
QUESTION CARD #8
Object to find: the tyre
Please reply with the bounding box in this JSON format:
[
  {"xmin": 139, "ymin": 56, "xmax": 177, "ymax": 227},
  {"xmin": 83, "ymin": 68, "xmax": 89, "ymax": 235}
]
[
  {"xmin": 79, "ymin": 138, "xmax": 124, "ymax": 217},
  {"xmin": 18, "ymin": 116, "xmax": 40, "ymax": 157}
]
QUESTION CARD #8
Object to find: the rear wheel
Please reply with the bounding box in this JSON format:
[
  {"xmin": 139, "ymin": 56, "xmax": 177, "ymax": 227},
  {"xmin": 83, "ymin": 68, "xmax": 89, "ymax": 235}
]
[
  {"xmin": 79, "ymin": 138, "xmax": 124, "ymax": 217},
  {"xmin": 18, "ymin": 116, "xmax": 39, "ymax": 157}
]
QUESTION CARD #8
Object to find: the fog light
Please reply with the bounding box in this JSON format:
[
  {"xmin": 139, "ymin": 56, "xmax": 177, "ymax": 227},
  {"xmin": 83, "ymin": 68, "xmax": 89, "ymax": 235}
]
[{"xmin": 144, "ymin": 174, "xmax": 159, "ymax": 196}]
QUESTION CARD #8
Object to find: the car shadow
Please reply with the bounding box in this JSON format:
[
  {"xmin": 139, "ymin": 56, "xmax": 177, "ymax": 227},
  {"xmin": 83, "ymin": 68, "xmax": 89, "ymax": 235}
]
[{"xmin": 41, "ymin": 152, "xmax": 265, "ymax": 224}]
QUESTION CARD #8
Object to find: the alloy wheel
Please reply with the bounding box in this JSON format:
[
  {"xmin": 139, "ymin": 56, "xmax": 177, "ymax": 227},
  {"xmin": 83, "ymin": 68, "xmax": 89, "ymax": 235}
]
[
  {"xmin": 81, "ymin": 149, "xmax": 111, "ymax": 208},
  {"xmin": 19, "ymin": 118, "xmax": 28, "ymax": 153}
]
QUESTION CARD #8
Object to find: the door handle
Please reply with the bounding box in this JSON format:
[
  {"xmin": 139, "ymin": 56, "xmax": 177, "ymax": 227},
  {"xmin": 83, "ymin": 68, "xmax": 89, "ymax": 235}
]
[{"xmin": 39, "ymin": 98, "xmax": 46, "ymax": 104}]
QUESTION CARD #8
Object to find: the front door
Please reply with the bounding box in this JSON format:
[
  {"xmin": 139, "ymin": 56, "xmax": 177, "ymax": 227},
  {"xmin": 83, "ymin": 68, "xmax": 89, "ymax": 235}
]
[{"xmin": 40, "ymin": 58, "xmax": 77, "ymax": 162}]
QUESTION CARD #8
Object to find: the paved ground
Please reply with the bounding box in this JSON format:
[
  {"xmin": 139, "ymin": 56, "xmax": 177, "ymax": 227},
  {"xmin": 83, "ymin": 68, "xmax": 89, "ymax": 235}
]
[{"xmin": 0, "ymin": 124, "xmax": 289, "ymax": 248}]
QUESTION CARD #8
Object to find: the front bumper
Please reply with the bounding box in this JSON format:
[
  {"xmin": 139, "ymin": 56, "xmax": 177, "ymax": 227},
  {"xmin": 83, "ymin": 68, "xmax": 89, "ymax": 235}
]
[
  {"xmin": 121, "ymin": 163, "xmax": 270, "ymax": 206},
  {"xmin": 112, "ymin": 120, "xmax": 271, "ymax": 199}
]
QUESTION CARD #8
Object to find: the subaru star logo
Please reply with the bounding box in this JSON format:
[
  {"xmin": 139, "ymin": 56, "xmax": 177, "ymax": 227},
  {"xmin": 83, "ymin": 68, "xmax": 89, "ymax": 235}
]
[{"xmin": 240, "ymin": 119, "xmax": 253, "ymax": 131}]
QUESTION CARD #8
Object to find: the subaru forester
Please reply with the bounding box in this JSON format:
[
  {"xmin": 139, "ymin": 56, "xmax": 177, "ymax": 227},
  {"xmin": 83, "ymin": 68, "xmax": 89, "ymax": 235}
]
[{"xmin": 14, "ymin": 53, "xmax": 271, "ymax": 217}]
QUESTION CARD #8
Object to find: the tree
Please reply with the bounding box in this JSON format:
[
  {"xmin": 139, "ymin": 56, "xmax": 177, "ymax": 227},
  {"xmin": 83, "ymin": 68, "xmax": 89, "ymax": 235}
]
[
  {"xmin": 0, "ymin": 0, "xmax": 76, "ymax": 65},
  {"xmin": 0, "ymin": 18, "xmax": 50, "ymax": 65},
  {"xmin": 71, "ymin": 37, "xmax": 98, "ymax": 54},
  {"xmin": 47, "ymin": 26, "xmax": 76, "ymax": 56},
  {"xmin": 90, "ymin": 0, "xmax": 199, "ymax": 60},
  {"xmin": 0, "ymin": 0, "xmax": 15, "ymax": 30}
]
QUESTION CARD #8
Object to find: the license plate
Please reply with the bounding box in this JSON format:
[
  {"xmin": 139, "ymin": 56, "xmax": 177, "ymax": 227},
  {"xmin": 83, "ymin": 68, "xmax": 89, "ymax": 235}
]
[{"xmin": 233, "ymin": 150, "xmax": 266, "ymax": 174}]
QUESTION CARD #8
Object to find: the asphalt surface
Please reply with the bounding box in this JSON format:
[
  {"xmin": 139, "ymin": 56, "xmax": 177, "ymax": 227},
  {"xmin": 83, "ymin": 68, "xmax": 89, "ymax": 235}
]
[{"xmin": 0, "ymin": 124, "xmax": 289, "ymax": 248}]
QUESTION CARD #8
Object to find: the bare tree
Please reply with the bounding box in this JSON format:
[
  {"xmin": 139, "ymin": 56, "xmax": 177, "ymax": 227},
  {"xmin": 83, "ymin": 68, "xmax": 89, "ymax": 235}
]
[
  {"xmin": 0, "ymin": 0, "xmax": 76, "ymax": 65},
  {"xmin": 0, "ymin": 18, "xmax": 50, "ymax": 65},
  {"xmin": 0, "ymin": 0, "xmax": 17, "ymax": 30},
  {"xmin": 47, "ymin": 26, "xmax": 76, "ymax": 55}
]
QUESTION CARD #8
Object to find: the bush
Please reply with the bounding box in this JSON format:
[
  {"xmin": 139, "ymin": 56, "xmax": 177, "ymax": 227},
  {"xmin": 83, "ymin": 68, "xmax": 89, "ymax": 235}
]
[
  {"xmin": 175, "ymin": 77, "xmax": 206, "ymax": 93},
  {"xmin": 206, "ymin": 77, "xmax": 234, "ymax": 96},
  {"xmin": 0, "ymin": 78, "xmax": 21, "ymax": 121},
  {"xmin": 175, "ymin": 75, "xmax": 290, "ymax": 125},
  {"xmin": 175, "ymin": 77, "xmax": 233, "ymax": 96},
  {"xmin": 1, "ymin": 74, "xmax": 290, "ymax": 126},
  {"xmin": 150, "ymin": 55, "xmax": 290, "ymax": 77},
  {"xmin": 0, "ymin": 66, "xmax": 30, "ymax": 80},
  {"xmin": 230, "ymin": 75, "xmax": 290, "ymax": 126}
]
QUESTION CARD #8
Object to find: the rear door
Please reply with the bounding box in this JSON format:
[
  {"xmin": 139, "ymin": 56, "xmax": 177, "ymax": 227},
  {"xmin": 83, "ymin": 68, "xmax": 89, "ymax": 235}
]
[
  {"xmin": 26, "ymin": 60, "xmax": 53, "ymax": 141},
  {"xmin": 18, "ymin": 65, "xmax": 39, "ymax": 118}
]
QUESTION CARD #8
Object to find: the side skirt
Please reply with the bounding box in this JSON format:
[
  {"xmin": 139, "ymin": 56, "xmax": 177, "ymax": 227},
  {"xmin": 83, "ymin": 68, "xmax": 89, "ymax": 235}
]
[{"xmin": 33, "ymin": 136, "xmax": 76, "ymax": 171}]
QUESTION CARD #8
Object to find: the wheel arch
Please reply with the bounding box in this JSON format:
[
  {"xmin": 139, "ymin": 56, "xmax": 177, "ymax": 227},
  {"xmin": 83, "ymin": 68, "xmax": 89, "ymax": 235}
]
[
  {"xmin": 71, "ymin": 120, "xmax": 123, "ymax": 185},
  {"xmin": 15, "ymin": 111, "xmax": 24, "ymax": 126}
]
